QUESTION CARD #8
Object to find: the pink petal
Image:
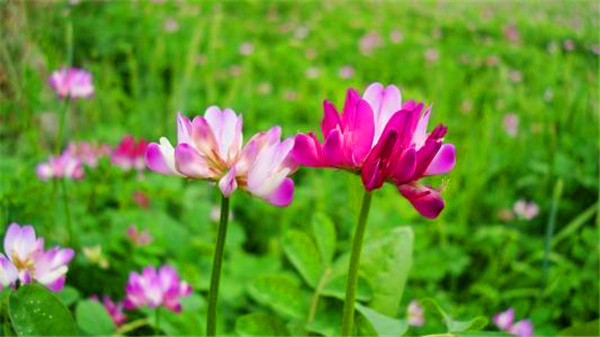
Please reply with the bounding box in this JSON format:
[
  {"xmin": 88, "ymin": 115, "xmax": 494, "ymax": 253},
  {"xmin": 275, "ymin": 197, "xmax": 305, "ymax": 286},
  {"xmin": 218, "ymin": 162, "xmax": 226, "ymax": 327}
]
[
  {"xmin": 176, "ymin": 112, "xmax": 193, "ymax": 144},
  {"xmin": 349, "ymin": 99, "xmax": 375, "ymax": 165},
  {"xmin": 398, "ymin": 184, "xmax": 445, "ymax": 219},
  {"xmin": 362, "ymin": 83, "xmax": 403, "ymax": 144},
  {"xmin": 424, "ymin": 143, "xmax": 455, "ymax": 176},
  {"xmin": 174, "ymin": 143, "xmax": 213, "ymax": 179},
  {"xmin": 321, "ymin": 100, "xmax": 341, "ymax": 137},
  {"xmin": 263, "ymin": 178, "xmax": 294, "ymax": 207},
  {"xmin": 145, "ymin": 139, "xmax": 181, "ymax": 176},
  {"xmin": 412, "ymin": 105, "xmax": 432, "ymax": 149},
  {"xmin": 36, "ymin": 163, "xmax": 53, "ymax": 181},
  {"xmin": 322, "ymin": 129, "xmax": 345, "ymax": 166},
  {"xmin": 392, "ymin": 147, "xmax": 417, "ymax": 183},
  {"xmin": 292, "ymin": 133, "xmax": 324, "ymax": 167},
  {"xmin": 361, "ymin": 130, "xmax": 398, "ymax": 191},
  {"xmin": 218, "ymin": 168, "xmax": 238, "ymax": 197}
]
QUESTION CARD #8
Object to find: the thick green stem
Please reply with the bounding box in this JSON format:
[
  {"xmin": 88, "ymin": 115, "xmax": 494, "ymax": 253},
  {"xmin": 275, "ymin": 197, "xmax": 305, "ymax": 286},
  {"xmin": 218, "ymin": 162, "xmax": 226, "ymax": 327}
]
[
  {"xmin": 60, "ymin": 179, "xmax": 74, "ymax": 246},
  {"xmin": 206, "ymin": 195, "xmax": 230, "ymax": 336},
  {"xmin": 341, "ymin": 191, "xmax": 373, "ymax": 336}
]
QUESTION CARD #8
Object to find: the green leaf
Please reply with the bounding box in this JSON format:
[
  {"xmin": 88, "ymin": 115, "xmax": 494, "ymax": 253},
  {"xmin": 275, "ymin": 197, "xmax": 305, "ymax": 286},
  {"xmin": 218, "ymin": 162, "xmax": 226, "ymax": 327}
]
[
  {"xmin": 248, "ymin": 274, "xmax": 308, "ymax": 319},
  {"xmin": 360, "ymin": 227, "xmax": 413, "ymax": 316},
  {"xmin": 306, "ymin": 307, "xmax": 342, "ymax": 337},
  {"xmin": 312, "ymin": 213, "xmax": 337, "ymax": 265},
  {"xmin": 355, "ymin": 303, "xmax": 408, "ymax": 337},
  {"xmin": 320, "ymin": 274, "xmax": 373, "ymax": 302},
  {"xmin": 420, "ymin": 298, "xmax": 488, "ymax": 333},
  {"xmin": 282, "ymin": 229, "xmax": 323, "ymax": 288},
  {"xmin": 75, "ymin": 299, "xmax": 116, "ymax": 335},
  {"xmin": 235, "ymin": 313, "xmax": 290, "ymax": 336},
  {"xmin": 8, "ymin": 284, "xmax": 78, "ymax": 336},
  {"xmin": 55, "ymin": 286, "xmax": 80, "ymax": 307},
  {"xmin": 157, "ymin": 294, "xmax": 206, "ymax": 336},
  {"xmin": 558, "ymin": 319, "xmax": 599, "ymax": 336}
]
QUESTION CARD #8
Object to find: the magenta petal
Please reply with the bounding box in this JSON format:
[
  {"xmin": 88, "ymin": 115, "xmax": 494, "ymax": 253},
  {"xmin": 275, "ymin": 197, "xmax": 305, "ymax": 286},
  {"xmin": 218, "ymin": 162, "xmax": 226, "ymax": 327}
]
[
  {"xmin": 146, "ymin": 141, "xmax": 178, "ymax": 175},
  {"xmin": 425, "ymin": 144, "xmax": 455, "ymax": 176},
  {"xmin": 292, "ymin": 133, "xmax": 324, "ymax": 167},
  {"xmin": 392, "ymin": 148, "xmax": 417, "ymax": 183},
  {"xmin": 321, "ymin": 100, "xmax": 341, "ymax": 136},
  {"xmin": 174, "ymin": 143, "xmax": 212, "ymax": 179},
  {"xmin": 399, "ymin": 184, "xmax": 445, "ymax": 219},
  {"xmin": 411, "ymin": 138, "xmax": 443, "ymax": 180},
  {"xmin": 264, "ymin": 178, "xmax": 294, "ymax": 207},
  {"xmin": 46, "ymin": 276, "xmax": 66, "ymax": 292},
  {"xmin": 350, "ymin": 100, "xmax": 375, "ymax": 164},
  {"xmin": 322, "ymin": 129, "xmax": 345, "ymax": 166},
  {"xmin": 361, "ymin": 130, "xmax": 398, "ymax": 191}
]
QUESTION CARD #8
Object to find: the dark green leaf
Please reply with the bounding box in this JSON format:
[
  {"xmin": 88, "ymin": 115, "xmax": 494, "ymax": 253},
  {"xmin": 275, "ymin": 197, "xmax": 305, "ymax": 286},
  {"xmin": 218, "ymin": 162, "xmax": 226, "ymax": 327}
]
[
  {"xmin": 8, "ymin": 284, "xmax": 78, "ymax": 336},
  {"xmin": 75, "ymin": 300, "xmax": 115, "ymax": 335},
  {"xmin": 235, "ymin": 312, "xmax": 290, "ymax": 336},
  {"xmin": 282, "ymin": 230, "xmax": 323, "ymax": 288}
]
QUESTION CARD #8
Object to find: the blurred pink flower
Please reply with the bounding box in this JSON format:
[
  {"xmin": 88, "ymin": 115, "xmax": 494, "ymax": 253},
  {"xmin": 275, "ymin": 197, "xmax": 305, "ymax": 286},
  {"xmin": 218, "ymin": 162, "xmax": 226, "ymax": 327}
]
[
  {"xmin": 305, "ymin": 67, "xmax": 320, "ymax": 79},
  {"xmin": 359, "ymin": 32, "xmax": 383, "ymax": 55},
  {"xmin": 563, "ymin": 39, "xmax": 575, "ymax": 52},
  {"xmin": 111, "ymin": 135, "xmax": 148, "ymax": 172},
  {"xmin": 294, "ymin": 26, "xmax": 309, "ymax": 40},
  {"xmin": 37, "ymin": 150, "xmax": 85, "ymax": 181},
  {"xmin": 592, "ymin": 45, "xmax": 600, "ymax": 55},
  {"xmin": 293, "ymin": 83, "xmax": 456, "ymax": 218},
  {"xmin": 503, "ymin": 25, "xmax": 521, "ymax": 44},
  {"xmin": 494, "ymin": 308, "xmax": 533, "ymax": 337},
  {"xmin": 48, "ymin": 68, "xmax": 94, "ymax": 100},
  {"xmin": 163, "ymin": 18, "xmax": 179, "ymax": 33},
  {"xmin": 508, "ymin": 71, "xmax": 522, "ymax": 83},
  {"xmin": 239, "ymin": 42, "xmax": 253, "ymax": 56},
  {"xmin": 124, "ymin": 265, "xmax": 192, "ymax": 312},
  {"xmin": 257, "ymin": 82, "xmax": 272, "ymax": 95},
  {"xmin": 2, "ymin": 223, "xmax": 74, "ymax": 291},
  {"xmin": 146, "ymin": 109, "xmax": 297, "ymax": 206},
  {"xmin": 425, "ymin": 48, "xmax": 439, "ymax": 64},
  {"xmin": 503, "ymin": 113, "xmax": 519, "ymax": 137},
  {"xmin": 513, "ymin": 199, "xmax": 539, "ymax": 220},
  {"xmin": 486, "ymin": 55, "xmax": 500, "ymax": 67},
  {"xmin": 133, "ymin": 191, "xmax": 150, "ymax": 209},
  {"xmin": 229, "ymin": 65, "xmax": 242, "ymax": 78},
  {"xmin": 407, "ymin": 300, "xmax": 424, "ymax": 326},
  {"xmin": 389, "ymin": 29, "xmax": 404, "ymax": 44},
  {"xmin": 338, "ymin": 66, "xmax": 355, "ymax": 79},
  {"xmin": 126, "ymin": 226, "xmax": 153, "ymax": 246},
  {"xmin": 91, "ymin": 295, "xmax": 127, "ymax": 326},
  {"xmin": 67, "ymin": 142, "xmax": 111, "ymax": 168}
]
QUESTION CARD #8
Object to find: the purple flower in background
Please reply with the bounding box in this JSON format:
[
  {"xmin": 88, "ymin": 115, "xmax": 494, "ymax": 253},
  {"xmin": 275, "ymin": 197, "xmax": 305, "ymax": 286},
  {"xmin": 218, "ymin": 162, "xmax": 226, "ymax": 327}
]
[
  {"xmin": 126, "ymin": 226, "xmax": 153, "ymax": 246},
  {"xmin": 425, "ymin": 48, "xmax": 439, "ymax": 64},
  {"xmin": 493, "ymin": 307, "xmax": 515, "ymax": 330},
  {"xmin": 36, "ymin": 149, "xmax": 85, "ymax": 180},
  {"xmin": 494, "ymin": 308, "xmax": 533, "ymax": 337},
  {"xmin": 67, "ymin": 141, "xmax": 112, "ymax": 168},
  {"xmin": 239, "ymin": 42, "xmax": 254, "ymax": 56},
  {"xmin": 163, "ymin": 18, "xmax": 180, "ymax": 33},
  {"xmin": 92, "ymin": 295, "xmax": 127, "ymax": 326},
  {"xmin": 111, "ymin": 135, "xmax": 148, "ymax": 172},
  {"xmin": 563, "ymin": 39, "xmax": 575, "ymax": 52},
  {"xmin": 338, "ymin": 66, "xmax": 355, "ymax": 79},
  {"xmin": 359, "ymin": 31, "xmax": 383, "ymax": 55},
  {"xmin": 2, "ymin": 223, "xmax": 74, "ymax": 291},
  {"xmin": 503, "ymin": 113, "xmax": 519, "ymax": 138},
  {"xmin": 503, "ymin": 25, "xmax": 521, "ymax": 44},
  {"xmin": 48, "ymin": 68, "xmax": 94, "ymax": 100},
  {"xmin": 407, "ymin": 300, "xmax": 425, "ymax": 327},
  {"xmin": 513, "ymin": 199, "xmax": 539, "ymax": 220},
  {"xmin": 124, "ymin": 265, "xmax": 192, "ymax": 312},
  {"xmin": 389, "ymin": 29, "xmax": 404, "ymax": 44}
]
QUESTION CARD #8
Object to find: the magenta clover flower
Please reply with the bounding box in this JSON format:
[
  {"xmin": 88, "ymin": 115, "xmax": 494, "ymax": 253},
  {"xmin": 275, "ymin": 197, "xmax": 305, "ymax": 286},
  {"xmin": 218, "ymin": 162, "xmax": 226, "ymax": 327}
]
[
  {"xmin": 48, "ymin": 67, "xmax": 94, "ymax": 100},
  {"xmin": 36, "ymin": 149, "xmax": 85, "ymax": 181},
  {"xmin": 124, "ymin": 265, "xmax": 192, "ymax": 313}
]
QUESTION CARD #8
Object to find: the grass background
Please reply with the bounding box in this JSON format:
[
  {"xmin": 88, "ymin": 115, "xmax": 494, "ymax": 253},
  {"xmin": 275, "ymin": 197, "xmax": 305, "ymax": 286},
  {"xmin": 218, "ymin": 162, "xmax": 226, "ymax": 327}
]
[{"xmin": 1, "ymin": 1, "xmax": 598, "ymax": 336}]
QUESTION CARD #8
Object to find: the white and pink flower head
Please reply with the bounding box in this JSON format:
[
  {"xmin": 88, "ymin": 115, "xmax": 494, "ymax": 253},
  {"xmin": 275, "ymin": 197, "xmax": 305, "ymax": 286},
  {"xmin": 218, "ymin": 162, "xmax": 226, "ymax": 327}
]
[
  {"xmin": 91, "ymin": 295, "xmax": 127, "ymax": 326},
  {"xmin": 2, "ymin": 223, "xmax": 74, "ymax": 291},
  {"xmin": 124, "ymin": 265, "xmax": 192, "ymax": 313},
  {"xmin": 407, "ymin": 300, "xmax": 425, "ymax": 327},
  {"xmin": 146, "ymin": 107, "xmax": 297, "ymax": 206},
  {"xmin": 36, "ymin": 149, "xmax": 85, "ymax": 181},
  {"xmin": 111, "ymin": 135, "xmax": 148, "ymax": 172},
  {"xmin": 293, "ymin": 83, "xmax": 456, "ymax": 218},
  {"xmin": 48, "ymin": 67, "xmax": 94, "ymax": 100}
]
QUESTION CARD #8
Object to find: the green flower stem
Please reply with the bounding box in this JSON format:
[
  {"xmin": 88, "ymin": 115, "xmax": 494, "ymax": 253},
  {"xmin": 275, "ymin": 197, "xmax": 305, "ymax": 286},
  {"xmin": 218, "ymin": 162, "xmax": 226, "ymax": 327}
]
[
  {"xmin": 60, "ymin": 179, "xmax": 74, "ymax": 246},
  {"xmin": 55, "ymin": 97, "xmax": 71, "ymax": 155},
  {"xmin": 113, "ymin": 318, "xmax": 148, "ymax": 336},
  {"xmin": 341, "ymin": 190, "xmax": 373, "ymax": 336},
  {"xmin": 206, "ymin": 195, "xmax": 230, "ymax": 336},
  {"xmin": 154, "ymin": 307, "xmax": 161, "ymax": 336}
]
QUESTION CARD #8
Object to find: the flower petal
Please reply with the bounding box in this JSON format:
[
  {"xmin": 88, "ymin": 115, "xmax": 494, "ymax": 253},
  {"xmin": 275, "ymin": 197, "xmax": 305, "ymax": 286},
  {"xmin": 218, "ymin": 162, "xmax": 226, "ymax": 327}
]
[
  {"xmin": 321, "ymin": 100, "xmax": 341, "ymax": 137},
  {"xmin": 174, "ymin": 143, "xmax": 213, "ymax": 179},
  {"xmin": 392, "ymin": 147, "xmax": 417, "ymax": 183},
  {"xmin": 146, "ymin": 138, "xmax": 181, "ymax": 176},
  {"xmin": 218, "ymin": 168, "xmax": 238, "ymax": 197},
  {"xmin": 363, "ymin": 83, "xmax": 403, "ymax": 144},
  {"xmin": 292, "ymin": 133, "xmax": 324, "ymax": 167},
  {"xmin": 263, "ymin": 177, "xmax": 294, "ymax": 207},
  {"xmin": 398, "ymin": 184, "xmax": 445, "ymax": 219},
  {"xmin": 322, "ymin": 129, "xmax": 345, "ymax": 166},
  {"xmin": 424, "ymin": 143, "xmax": 455, "ymax": 176}
]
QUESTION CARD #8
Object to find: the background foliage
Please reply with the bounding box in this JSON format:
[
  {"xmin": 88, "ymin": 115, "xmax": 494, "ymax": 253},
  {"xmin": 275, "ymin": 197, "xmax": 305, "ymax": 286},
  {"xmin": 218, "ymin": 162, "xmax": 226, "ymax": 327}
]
[{"xmin": 1, "ymin": 1, "xmax": 598, "ymax": 336}]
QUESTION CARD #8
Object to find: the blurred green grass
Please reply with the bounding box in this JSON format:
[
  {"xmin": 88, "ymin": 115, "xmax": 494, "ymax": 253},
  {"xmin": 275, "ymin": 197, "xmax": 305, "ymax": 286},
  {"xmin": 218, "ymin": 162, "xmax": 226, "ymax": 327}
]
[{"xmin": 0, "ymin": 1, "xmax": 598, "ymax": 335}]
